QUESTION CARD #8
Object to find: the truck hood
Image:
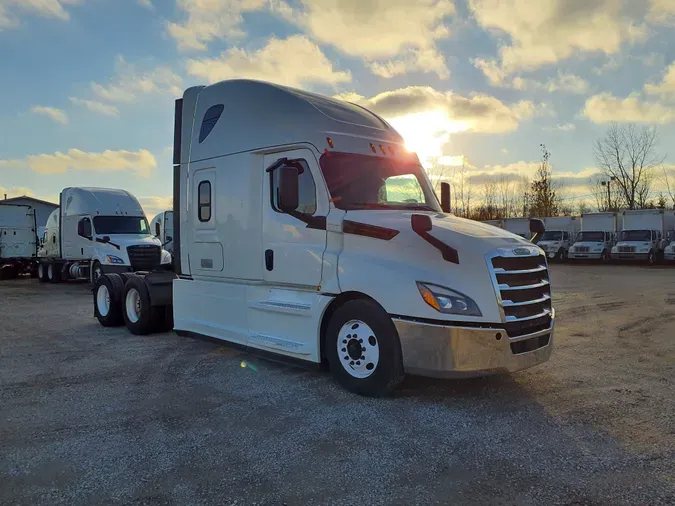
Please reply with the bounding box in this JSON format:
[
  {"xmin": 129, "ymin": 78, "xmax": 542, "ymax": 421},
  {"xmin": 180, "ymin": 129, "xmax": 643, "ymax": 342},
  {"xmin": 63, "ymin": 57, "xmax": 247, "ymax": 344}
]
[
  {"xmin": 573, "ymin": 241, "xmax": 605, "ymax": 247},
  {"xmin": 95, "ymin": 234, "xmax": 161, "ymax": 248}
]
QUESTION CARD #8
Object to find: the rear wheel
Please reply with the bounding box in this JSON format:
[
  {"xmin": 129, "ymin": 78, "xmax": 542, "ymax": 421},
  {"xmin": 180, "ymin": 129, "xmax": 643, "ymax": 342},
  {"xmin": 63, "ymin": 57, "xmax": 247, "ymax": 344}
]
[
  {"xmin": 47, "ymin": 263, "xmax": 61, "ymax": 283},
  {"xmin": 325, "ymin": 299, "xmax": 404, "ymax": 397},
  {"xmin": 38, "ymin": 262, "xmax": 48, "ymax": 282},
  {"xmin": 94, "ymin": 274, "xmax": 125, "ymax": 326},
  {"xmin": 122, "ymin": 275, "xmax": 158, "ymax": 335}
]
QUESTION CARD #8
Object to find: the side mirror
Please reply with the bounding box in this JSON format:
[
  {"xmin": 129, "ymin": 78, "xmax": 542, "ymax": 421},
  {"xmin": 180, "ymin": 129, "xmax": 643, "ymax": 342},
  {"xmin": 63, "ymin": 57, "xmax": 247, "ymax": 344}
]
[
  {"xmin": 278, "ymin": 166, "xmax": 300, "ymax": 213},
  {"xmin": 529, "ymin": 218, "xmax": 545, "ymax": 244},
  {"xmin": 440, "ymin": 182, "xmax": 451, "ymax": 213},
  {"xmin": 155, "ymin": 222, "xmax": 161, "ymax": 237},
  {"xmin": 411, "ymin": 214, "xmax": 433, "ymax": 233}
]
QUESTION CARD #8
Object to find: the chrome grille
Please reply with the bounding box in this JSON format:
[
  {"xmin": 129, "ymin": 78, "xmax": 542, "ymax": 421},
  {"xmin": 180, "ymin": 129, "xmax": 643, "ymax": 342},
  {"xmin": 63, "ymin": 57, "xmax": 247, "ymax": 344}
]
[
  {"xmin": 619, "ymin": 246, "xmax": 635, "ymax": 253},
  {"xmin": 576, "ymin": 246, "xmax": 589, "ymax": 253},
  {"xmin": 127, "ymin": 245, "xmax": 161, "ymax": 271},
  {"xmin": 487, "ymin": 251, "xmax": 553, "ymax": 338}
]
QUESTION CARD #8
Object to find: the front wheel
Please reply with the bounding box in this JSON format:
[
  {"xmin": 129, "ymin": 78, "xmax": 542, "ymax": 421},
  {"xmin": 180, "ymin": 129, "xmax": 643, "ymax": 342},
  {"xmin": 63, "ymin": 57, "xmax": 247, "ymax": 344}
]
[
  {"xmin": 325, "ymin": 299, "xmax": 404, "ymax": 397},
  {"xmin": 91, "ymin": 260, "xmax": 103, "ymax": 284},
  {"xmin": 38, "ymin": 262, "xmax": 48, "ymax": 282}
]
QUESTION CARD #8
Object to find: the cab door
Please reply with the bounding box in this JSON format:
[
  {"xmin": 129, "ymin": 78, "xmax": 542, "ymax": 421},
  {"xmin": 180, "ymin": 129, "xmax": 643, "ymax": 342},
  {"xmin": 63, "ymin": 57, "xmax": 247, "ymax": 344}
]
[{"xmin": 261, "ymin": 149, "xmax": 328, "ymax": 289}]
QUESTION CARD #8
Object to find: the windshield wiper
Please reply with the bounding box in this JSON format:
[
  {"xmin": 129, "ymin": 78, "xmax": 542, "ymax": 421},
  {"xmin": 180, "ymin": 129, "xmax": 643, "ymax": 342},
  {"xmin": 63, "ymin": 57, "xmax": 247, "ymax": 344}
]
[{"xmin": 95, "ymin": 236, "xmax": 121, "ymax": 250}]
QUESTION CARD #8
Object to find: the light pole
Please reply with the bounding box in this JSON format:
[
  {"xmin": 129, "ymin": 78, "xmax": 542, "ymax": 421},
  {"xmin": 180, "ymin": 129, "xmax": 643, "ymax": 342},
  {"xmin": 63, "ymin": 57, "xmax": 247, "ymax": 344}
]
[{"xmin": 601, "ymin": 176, "xmax": 617, "ymax": 210}]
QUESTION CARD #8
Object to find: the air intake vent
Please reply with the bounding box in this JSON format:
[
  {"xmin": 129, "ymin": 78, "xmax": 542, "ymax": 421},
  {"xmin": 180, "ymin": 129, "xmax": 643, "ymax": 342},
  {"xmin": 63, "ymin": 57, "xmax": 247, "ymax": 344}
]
[{"xmin": 127, "ymin": 245, "xmax": 161, "ymax": 271}]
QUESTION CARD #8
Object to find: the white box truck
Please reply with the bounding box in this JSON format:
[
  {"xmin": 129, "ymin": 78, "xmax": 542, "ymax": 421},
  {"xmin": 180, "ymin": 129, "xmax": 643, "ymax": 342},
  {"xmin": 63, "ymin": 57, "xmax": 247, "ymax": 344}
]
[
  {"xmin": 537, "ymin": 216, "xmax": 580, "ymax": 261},
  {"xmin": 91, "ymin": 79, "xmax": 555, "ymax": 396},
  {"xmin": 0, "ymin": 203, "xmax": 38, "ymax": 279},
  {"xmin": 37, "ymin": 187, "xmax": 172, "ymax": 283},
  {"xmin": 502, "ymin": 217, "xmax": 531, "ymax": 239},
  {"xmin": 150, "ymin": 210, "xmax": 174, "ymax": 253},
  {"xmin": 664, "ymin": 233, "xmax": 675, "ymax": 263},
  {"xmin": 611, "ymin": 209, "xmax": 675, "ymax": 265},
  {"xmin": 568, "ymin": 212, "xmax": 621, "ymax": 262}
]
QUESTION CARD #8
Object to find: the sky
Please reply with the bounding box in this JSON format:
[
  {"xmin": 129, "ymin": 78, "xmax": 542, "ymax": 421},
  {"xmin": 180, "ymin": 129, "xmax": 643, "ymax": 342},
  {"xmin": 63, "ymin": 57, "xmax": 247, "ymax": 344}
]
[{"xmin": 1, "ymin": 0, "xmax": 675, "ymax": 218}]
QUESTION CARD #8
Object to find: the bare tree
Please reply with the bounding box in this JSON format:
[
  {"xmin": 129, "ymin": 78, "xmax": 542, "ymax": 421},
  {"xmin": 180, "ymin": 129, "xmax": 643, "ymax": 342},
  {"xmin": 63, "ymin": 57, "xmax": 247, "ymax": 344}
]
[
  {"xmin": 659, "ymin": 165, "xmax": 675, "ymax": 209},
  {"xmin": 593, "ymin": 123, "xmax": 664, "ymax": 209},
  {"xmin": 591, "ymin": 175, "xmax": 624, "ymax": 211},
  {"xmin": 529, "ymin": 144, "xmax": 559, "ymax": 217},
  {"xmin": 451, "ymin": 159, "xmax": 473, "ymax": 218},
  {"xmin": 426, "ymin": 158, "xmax": 456, "ymax": 196}
]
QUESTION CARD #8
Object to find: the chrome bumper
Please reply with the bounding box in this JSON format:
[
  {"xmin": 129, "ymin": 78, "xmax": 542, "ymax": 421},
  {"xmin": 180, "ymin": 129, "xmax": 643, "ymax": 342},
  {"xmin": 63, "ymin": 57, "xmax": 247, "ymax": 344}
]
[
  {"xmin": 568, "ymin": 252, "xmax": 602, "ymax": 260},
  {"xmin": 664, "ymin": 253, "xmax": 675, "ymax": 261},
  {"xmin": 612, "ymin": 253, "xmax": 649, "ymax": 260},
  {"xmin": 394, "ymin": 318, "xmax": 554, "ymax": 378}
]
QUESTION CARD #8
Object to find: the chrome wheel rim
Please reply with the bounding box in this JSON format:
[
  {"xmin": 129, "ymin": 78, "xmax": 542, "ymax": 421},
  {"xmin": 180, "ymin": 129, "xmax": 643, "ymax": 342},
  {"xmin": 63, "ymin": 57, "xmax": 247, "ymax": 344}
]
[
  {"xmin": 125, "ymin": 288, "xmax": 141, "ymax": 323},
  {"xmin": 97, "ymin": 285, "xmax": 110, "ymax": 317},
  {"xmin": 336, "ymin": 320, "xmax": 379, "ymax": 379}
]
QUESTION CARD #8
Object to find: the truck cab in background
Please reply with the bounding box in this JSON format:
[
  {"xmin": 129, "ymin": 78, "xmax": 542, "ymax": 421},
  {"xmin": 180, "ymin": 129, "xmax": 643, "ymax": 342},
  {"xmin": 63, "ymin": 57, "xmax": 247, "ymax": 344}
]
[
  {"xmin": 0, "ymin": 203, "xmax": 38, "ymax": 279},
  {"xmin": 537, "ymin": 217, "xmax": 580, "ymax": 261},
  {"xmin": 150, "ymin": 210, "xmax": 174, "ymax": 254},
  {"xmin": 37, "ymin": 187, "xmax": 172, "ymax": 283},
  {"xmin": 611, "ymin": 209, "xmax": 675, "ymax": 265},
  {"xmin": 568, "ymin": 212, "xmax": 621, "ymax": 262},
  {"xmin": 664, "ymin": 233, "xmax": 675, "ymax": 262}
]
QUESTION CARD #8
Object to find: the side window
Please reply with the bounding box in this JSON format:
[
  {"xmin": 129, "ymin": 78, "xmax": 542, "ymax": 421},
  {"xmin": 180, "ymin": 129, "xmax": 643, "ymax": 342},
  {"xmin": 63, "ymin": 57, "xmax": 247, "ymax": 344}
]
[
  {"xmin": 272, "ymin": 160, "xmax": 317, "ymax": 215},
  {"xmin": 199, "ymin": 105, "xmax": 224, "ymax": 143},
  {"xmin": 198, "ymin": 181, "xmax": 211, "ymax": 222},
  {"xmin": 78, "ymin": 217, "xmax": 92, "ymax": 238}
]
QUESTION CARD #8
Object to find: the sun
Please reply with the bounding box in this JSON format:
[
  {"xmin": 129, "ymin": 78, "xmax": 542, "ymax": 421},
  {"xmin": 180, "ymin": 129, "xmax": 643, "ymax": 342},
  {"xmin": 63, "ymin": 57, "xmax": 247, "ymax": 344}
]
[{"xmin": 387, "ymin": 110, "xmax": 470, "ymax": 167}]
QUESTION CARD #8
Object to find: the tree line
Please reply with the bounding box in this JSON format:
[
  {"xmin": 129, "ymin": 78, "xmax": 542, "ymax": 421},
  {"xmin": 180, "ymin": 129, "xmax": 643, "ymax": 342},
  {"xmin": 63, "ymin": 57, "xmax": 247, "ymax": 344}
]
[{"xmin": 428, "ymin": 123, "xmax": 673, "ymax": 220}]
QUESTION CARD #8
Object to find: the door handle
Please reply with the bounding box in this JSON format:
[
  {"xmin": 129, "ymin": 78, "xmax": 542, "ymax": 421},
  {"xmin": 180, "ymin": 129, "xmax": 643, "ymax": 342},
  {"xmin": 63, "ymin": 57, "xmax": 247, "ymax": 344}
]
[{"xmin": 265, "ymin": 249, "xmax": 274, "ymax": 271}]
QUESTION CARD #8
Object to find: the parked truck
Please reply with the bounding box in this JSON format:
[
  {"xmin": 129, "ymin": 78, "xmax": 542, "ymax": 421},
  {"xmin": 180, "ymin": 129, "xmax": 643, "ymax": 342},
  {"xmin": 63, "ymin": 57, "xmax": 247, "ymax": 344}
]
[
  {"xmin": 502, "ymin": 217, "xmax": 531, "ymax": 239},
  {"xmin": 91, "ymin": 79, "xmax": 554, "ymax": 396},
  {"xmin": 0, "ymin": 203, "xmax": 38, "ymax": 279},
  {"xmin": 536, "ymin": 216, "xmax": 580, "ymax": 261},
  {"xmin": 568, "ymin": 212, "xmax": 621, "ymax": 262},
  {"xmin": 664, "ymin": 234, "xmax": 675, "ymax": 263},
  {"xmin": 37, "ymin": 187, "xmax": 172, "ymax": 283},
  {"xmin": 150, "ymin": 210, "xmax": 174, "ymax": 253},
  {"xmin": 611, "ymin": 209, "xmax": 675, "ymax": 265}
]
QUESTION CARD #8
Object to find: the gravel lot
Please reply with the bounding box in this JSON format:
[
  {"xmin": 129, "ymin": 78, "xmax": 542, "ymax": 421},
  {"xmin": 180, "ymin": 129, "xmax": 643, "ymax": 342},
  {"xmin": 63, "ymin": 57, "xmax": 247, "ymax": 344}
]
[{"xmin": 1, "ymin": 265, "xmax": 674, "ymax": 505}]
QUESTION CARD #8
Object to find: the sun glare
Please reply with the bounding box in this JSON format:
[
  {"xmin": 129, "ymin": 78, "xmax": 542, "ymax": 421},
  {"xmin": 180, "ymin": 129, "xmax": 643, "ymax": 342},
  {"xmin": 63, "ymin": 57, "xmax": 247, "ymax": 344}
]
[{"xmin": 388, "ymin": 110, "xmax": 470, "ymax": 168}]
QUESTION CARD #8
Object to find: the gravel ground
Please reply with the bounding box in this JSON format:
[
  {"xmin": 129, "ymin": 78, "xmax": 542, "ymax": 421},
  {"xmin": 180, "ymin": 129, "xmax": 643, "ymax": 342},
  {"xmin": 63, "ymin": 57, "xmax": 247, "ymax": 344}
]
[{"xmin": 1, "ymin": 265, "xmax": 674, "ymax": 505}]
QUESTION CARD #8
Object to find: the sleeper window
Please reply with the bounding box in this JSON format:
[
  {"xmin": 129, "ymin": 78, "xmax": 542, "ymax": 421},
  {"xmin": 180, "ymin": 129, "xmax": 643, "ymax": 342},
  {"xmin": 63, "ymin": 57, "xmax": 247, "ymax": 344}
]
[
  {"xmin": 198, "ymin": 181, "xmax": 211, "ymax": 222},
  {"xmin": 272, "ymin": 160, "xmax": 317, "ymax": 215},
  {"xmin": 199, "ymin": 105, "xmax": 224, "ymax": 143}
]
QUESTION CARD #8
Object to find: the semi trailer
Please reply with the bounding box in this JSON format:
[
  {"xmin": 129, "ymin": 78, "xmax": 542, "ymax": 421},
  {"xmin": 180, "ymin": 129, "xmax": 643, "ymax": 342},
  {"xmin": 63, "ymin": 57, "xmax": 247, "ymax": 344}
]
[
  {"xmin": 37, "ymin": 187, "xmax": 172, "ymax": 283},
  {"xmin": 92, "ymin": 79, "xmax": 554, "ymax": 396},
  {"xmin": 150, "ymin": 210, "xmax": 174, "ymax": 253},
  {"xmin": 611, "ymin": 209, "xmax": 675, "ymax": 264},
  {"xmin": 568, "ymin": 212, "xmax": 621, "ymax": 262},
  {"xmin": 536, "ymin": 216, "xmax": 580, "ymax": 261},
  {"xmin": 0, "ymin": 203, "xmax": 38, "ymax": 279},
  {"xmin": 502, "ymin": 217, "xmax": 531, "ymax": 239}
]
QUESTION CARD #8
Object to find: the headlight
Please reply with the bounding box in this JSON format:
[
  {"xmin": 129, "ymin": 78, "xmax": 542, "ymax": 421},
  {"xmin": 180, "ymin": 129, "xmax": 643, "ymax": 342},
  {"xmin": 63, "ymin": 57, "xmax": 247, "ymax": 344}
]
[
  {"xmin": 105, "ymin": 255, "xmax": 124, "ymax": 264},
  {"xmin": 160, "ymin": 249, "xmax": 172, "ymax": 264},
  {"xmin": 416, "ymin": 282, "xmax": 482, "ymax": 317}
]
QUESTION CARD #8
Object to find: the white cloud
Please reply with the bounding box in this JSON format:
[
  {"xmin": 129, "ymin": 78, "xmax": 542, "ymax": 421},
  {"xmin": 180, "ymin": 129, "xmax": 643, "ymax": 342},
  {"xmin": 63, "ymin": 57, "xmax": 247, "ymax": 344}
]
[
  {"xmin": 644, "ymin": 61, "xmax": 675, "ymax": 98},
  {"xmin": 369, "ymin": 48, "xmax": 449, "ymax": 79},
  {"xmin": 90, "ymin": 56, "xmax": 183, "ymax": 103},
  {"xmin": 168, "ymin": 0, "xmax": 266, "ymax": 51},
  {"xmin": 473, "ymin": 59, "xmax": 589, "ymax": 94},
  {"xmin": 544, "ymin": 123, "xmax": 577, "ymax": 132},
  {"xmin": 0, "ymin": 0, "xmax": 83, "ymax": 30},
  {"xmin": 30, "ymin": 106, "xmax": 68, "ymax": 125},
  {"xmin": 0, "ymin": 148, "xmax": 157, "ymax": 177},
  {"xmin": 138, "ymin": 196, "xmax": 173, "ymax": 218},
  {"xmin": 470, "ymin": 0, "xmax": 646, "ymax": 77},
  {"xmin": 647, "ymin": 0, "xmax": 675, "ymax": 24},
  {"xmin": 186, "ymin": 35, "xmax": 351, "ymax": 88},
  {"xmin": 69, "ymin": 97, "xmax": 120, "ymax": 117},
  {"xmin": 138, "ymin": 0, "xmax": 153, "ymax": 9},
  {"xmin": 583, "ymin": 92, "xmax": 675, "ymax": 124},
  {"xmin": 273, "ymin": 0, "xmax": 455, "ymax": 77}
]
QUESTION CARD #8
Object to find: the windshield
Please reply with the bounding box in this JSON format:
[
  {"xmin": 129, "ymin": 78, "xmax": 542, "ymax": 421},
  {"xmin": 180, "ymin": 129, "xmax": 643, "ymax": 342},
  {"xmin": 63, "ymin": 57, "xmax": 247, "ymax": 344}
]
[
  {"xmin": 577, "ymin": 231, "xmax": 605, "ymax": 242},
  {"xmin": 319, "ymin": 152, "xmax": 441, "ymax": 212},
  {"xmin": 540, "ymin": 231, "xmax": 562, "ymax": 241},
  {"xmin": 93, "ymin": 216, "xmax": 151, "ymax": 235},
  {"xmin": 620, "ymin": 230, "xmax": 651, "ymax": 241}
]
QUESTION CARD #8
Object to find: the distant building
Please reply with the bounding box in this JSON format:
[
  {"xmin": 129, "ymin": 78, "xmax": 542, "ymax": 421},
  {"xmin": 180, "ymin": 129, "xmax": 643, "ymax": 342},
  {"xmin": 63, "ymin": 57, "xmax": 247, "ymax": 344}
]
[{"xmin": 1, "ymin": 195, "xmax": 59, "ymax": 233}]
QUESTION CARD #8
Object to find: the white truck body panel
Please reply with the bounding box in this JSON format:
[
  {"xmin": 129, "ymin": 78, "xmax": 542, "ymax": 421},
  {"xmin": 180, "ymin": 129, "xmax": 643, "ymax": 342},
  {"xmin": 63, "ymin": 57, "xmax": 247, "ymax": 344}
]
[
  {"xmin": 569, "ymin": 212, "xmax": 620, "ymax": 261},
  {"xmin": 150, "ymin": 210, "xmax": 174, "ymax": 253},
  {"xmin": 612, "ymin": 209, "xmax": 675, "ymax": 261},
  {"xmin": 538, "ymin": 216, "xmax": 580, "ymax": 260},
  {"xmin": 0, "ymin": 204, "xmax": 37, "ymax": 260},
  {"xmin": 170, "ymin": 79, "xmax": 554, "ymax": 378},
  {"xmin": 502, "ymin": 218, "xmax": 531, "ymax": 239}
]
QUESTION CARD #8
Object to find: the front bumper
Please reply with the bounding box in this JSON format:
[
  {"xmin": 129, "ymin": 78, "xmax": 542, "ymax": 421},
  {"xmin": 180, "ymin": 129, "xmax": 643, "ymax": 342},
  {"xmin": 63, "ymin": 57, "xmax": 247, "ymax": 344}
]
[
  {"xmin": 394, "ymin": 318, "xmax": 554, "ymax": 378},
  {"xmin": 568, "ymin": 252, "xmax": 602, "ymax": 260},
  {"xmin": 611, "ymin": 252, "xmax": 650, "ymax": 261},
  {"xmin": 664, "ymin": 252, "xmax": 675, "ymax": 261}
]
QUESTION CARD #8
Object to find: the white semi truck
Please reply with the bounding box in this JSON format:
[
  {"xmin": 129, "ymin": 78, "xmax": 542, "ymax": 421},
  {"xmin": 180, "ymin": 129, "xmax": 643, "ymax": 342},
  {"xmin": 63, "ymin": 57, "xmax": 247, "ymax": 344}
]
[
  {"xmin": 91, "ymin": 79, "xmax": 555, "ymax": 396},
  {"xmin": 37, "ymin": 187, "xmax": 172, "ymax": 283},
  {"xmin": 568, "ymin": 212, "xmax": 621, "ymax": 262},
  {"xmin": 536, "ymin": 216, "xmax": 580, "ymax": 261},
  {"xmin": 150, "ymin": 210, "xmax": 174, "ymax": 253},
  {"xmin": 0, "ymin": 203, "xmax": 38, "ymax": 279},
  {"xmin": 611, "ymin": 209, "xmax": 675, "ymax": 265}
]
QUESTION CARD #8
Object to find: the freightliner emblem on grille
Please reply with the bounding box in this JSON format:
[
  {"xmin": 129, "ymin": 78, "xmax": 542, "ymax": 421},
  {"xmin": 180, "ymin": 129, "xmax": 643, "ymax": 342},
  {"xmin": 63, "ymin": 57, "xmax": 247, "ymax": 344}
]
[{"xmin": 513, "ymin": 247, "xmax": 532, "ymax": 256}]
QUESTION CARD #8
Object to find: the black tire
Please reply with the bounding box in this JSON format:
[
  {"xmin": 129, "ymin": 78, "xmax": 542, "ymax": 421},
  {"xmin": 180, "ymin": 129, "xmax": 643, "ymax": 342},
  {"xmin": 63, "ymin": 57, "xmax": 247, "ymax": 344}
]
[
  {"xmin": 647, "ymin": 251, "xmax": 655, "ymax": 266},
  {"xmin": 325, "ymin": 299, "xmax": 404, "ymax": 397},
  {"xmin": 91, "ymin": 261, "xmax": 103, "ymax": 284},
  {"xmin": 122, "ymin": 275, "xmax": 158, "ymax": 335},
  {"xmin": 119, "ymin": 272, "xmax": 134, "ymax": 284},
  {"xmin": 37, "ymin": 262, "xmax": 48, "ymax": 283},
  {"xmin": 47, "ymin": 262, "xmax": 61, "ymax": 283},
  {"xmin": 600, "ymin": 251, "xmax": 609, "ymax": 263},
  {"xmin": 93, "ymin": 274, "xmax": 125, "ymax": 327}
]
